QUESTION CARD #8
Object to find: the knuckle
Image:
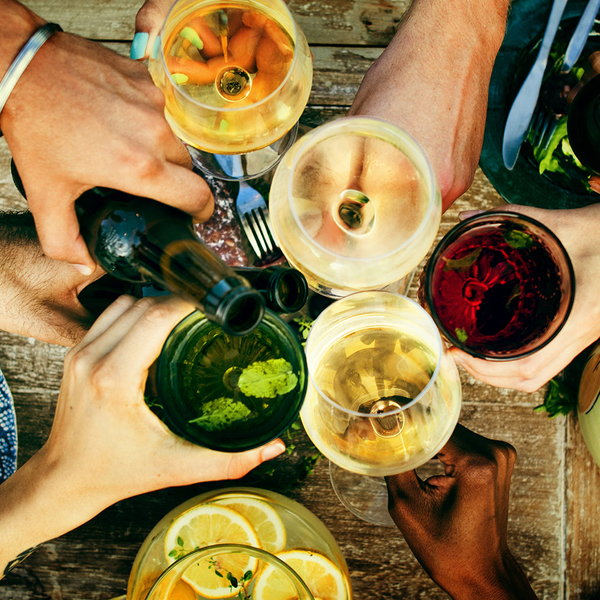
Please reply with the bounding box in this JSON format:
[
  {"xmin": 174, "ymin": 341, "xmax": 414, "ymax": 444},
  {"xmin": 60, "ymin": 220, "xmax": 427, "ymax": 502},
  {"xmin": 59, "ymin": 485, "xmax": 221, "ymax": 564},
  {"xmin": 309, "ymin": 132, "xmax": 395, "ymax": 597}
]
[
  {"xmin": 491, "ymin": 441, "xmax": 517, "ymax": 468},
  {"xmin": 140, "ymin": 298, "xmax": 174, "ymax": 324},
  {"xmin": 65, "ymin": 345, "xmax": 95, "ymax": 379},
  {"xmin": 466, "ymin": 455, "xmax": 498, "ymax": 485},
  {"xmin": 123, "ymin": 150, "xmax": 165, "ymax": 181}
]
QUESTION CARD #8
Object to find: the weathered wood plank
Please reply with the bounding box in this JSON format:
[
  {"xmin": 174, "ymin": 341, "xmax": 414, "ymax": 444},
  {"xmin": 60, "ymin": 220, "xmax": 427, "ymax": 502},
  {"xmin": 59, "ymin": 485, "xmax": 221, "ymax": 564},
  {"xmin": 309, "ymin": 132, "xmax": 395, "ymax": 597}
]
[
  {"xmin": 566, "ymin": 413, "xmax": 600, "ymax": 600},
  {"xmin": 0, "ymin": 403, "xmax": 563, "ymax": 600},
  {"xmin": 23, "ymin": 0, "xmax": 410, "ymax": 46}
]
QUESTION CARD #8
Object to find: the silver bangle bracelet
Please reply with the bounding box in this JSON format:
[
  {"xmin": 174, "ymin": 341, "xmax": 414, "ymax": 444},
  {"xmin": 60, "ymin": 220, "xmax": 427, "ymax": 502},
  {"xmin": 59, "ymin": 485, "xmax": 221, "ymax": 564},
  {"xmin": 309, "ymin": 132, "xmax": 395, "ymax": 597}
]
[{"xmin": 0, "ymin": 22, "xmax": 62, "ymax": 118}]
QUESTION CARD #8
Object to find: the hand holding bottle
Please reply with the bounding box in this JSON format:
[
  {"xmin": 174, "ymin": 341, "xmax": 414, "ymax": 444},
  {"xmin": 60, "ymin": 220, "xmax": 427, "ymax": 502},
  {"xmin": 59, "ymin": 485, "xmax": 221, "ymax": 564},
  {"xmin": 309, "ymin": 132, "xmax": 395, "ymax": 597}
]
[
  {"xmin": 0, "ymin": 0, "xmax": 214, "ymax": 274},
  {"xmin": 386, "ymin": 424, "xmax": 538, "ymax": 600},
  {"xmin": 0, "ymin": 294, "xmax": 285, "ymax": 577}
]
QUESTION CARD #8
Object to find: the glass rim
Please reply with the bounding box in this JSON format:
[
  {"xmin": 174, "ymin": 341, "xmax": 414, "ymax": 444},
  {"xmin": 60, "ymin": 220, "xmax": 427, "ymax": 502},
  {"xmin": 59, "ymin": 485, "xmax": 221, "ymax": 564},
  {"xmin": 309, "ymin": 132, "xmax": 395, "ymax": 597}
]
[
  {"xmin": 147, "ymin": 543, "xmax": 315, "ymax": 599},
  {"xmin": 159, "ymin": 0, "xmax": 302, "ymax": 113},
  {"xmin": 285, "ymin": 116, "xmax": 440, "ymax": 263},
  {"xmin": 155, "ymin": 308, "xmax": 309, "ymax": 451},
  {"xmin": 424, "ymin": 210, "xmax": 576, "ymax": 361},
  {"xmin": 306, "ymin": 291, "xmax": 443, "ymax": 417}
]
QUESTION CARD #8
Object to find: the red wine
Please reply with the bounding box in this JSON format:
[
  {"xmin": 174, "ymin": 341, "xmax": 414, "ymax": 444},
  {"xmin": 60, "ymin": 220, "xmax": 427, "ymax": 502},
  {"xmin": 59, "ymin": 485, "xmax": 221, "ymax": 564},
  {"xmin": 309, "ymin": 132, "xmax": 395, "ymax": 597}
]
[{"xmin": 426, "ymin": 213, "xmax": 574, "ymax": 359}]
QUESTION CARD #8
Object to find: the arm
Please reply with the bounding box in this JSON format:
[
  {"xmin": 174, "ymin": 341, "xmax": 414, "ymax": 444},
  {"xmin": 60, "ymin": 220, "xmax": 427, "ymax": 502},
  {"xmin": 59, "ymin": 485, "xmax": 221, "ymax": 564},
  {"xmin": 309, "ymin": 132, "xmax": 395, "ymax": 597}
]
[
  {"xmin": 0, "ymin": 295, "xmax": 285, "ymax": 576},
  {"xmin": 0, "ymin": 0, "xmax": 214, "ymax": 272},
  {"xmin": 0, "ymin": 211, "xmax": 102, "ymax": 346},
  {"xmin": 386, "ymin": 424, "xmax": 538, "ymax": 600},
  {"xmin": 450, "ymin": 204, "xmax": 600, "ymax": 392},
  {"xmin": 349, "ymin": 0, "xmax": 510, "ymax": 211}
]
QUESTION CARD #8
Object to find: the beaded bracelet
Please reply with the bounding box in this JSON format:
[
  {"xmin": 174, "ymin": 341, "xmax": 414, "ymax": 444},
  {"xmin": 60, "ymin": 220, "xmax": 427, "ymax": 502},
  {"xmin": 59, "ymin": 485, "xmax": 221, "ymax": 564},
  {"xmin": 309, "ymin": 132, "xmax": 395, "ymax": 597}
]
[{"xmin": 0, "ymin": 22, "xmax": 62, "ymax": 136}]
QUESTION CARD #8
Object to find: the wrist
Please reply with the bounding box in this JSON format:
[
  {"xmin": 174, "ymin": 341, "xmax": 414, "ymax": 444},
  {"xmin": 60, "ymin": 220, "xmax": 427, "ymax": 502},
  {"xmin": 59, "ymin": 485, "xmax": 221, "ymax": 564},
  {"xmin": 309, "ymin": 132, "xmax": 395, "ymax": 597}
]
[{"xmin": 444, "ymin": 551, "xmax": 538, "ymax": 600}]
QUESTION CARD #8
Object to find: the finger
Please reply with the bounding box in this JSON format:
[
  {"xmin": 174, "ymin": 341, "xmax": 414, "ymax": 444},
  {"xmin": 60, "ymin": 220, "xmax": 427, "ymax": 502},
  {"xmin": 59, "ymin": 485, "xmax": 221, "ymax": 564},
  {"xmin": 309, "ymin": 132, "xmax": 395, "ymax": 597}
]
[
  {"xmin": 27, "ymin": 192, "xmax": 95, "ymax": 272},
  {"xmin": 98, "ymin": 296, "xmax": 194, "ymax": 379},
  {"xmin": 385, "ymin": 470, "xmax": 425, "ymax": 503},
  {"xmin": 115, "ymin": 161, "xmax": 215, "ymax": 223},
  {"xmin": 434, "ymin": 423, "xmax": 500, "ymax": 470},
  {"xmin": 590, "ymin": 176, "xmax": 600, "ymax": 194},
  {"xmin": 72, "ymin": 295, "xmax": 138, "ymax": 353},
  {"xmin": 133, "ymin": 0, "xmax": 175, "ymax": 59}
]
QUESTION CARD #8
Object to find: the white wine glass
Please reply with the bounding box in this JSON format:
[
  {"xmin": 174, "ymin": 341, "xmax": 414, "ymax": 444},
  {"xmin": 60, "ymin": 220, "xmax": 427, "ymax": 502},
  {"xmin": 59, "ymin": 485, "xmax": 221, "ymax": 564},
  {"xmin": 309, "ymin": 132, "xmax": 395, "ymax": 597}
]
[
  {"xmin": 148, "ymin": 0, "xmax": 313, "ymax": 180},
  {"xmin": 269, "ymin": 117, "xmax": 442, "ymax": 297},
  {"xmin": 301, "ymin": 291, "xmax": 462, "ymax": 526}
]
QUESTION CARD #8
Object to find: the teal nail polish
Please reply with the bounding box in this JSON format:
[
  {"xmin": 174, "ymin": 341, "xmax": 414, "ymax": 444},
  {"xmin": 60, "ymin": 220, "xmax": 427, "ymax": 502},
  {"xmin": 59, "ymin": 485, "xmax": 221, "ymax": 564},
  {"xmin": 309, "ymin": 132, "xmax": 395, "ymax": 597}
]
[
  {"xmin": 151, "ymin": 36, "xmax": 161, "ymax": 60},
  {"xmin": 130, "ymin": 32, "xmax": 149, "ymax": 60}
]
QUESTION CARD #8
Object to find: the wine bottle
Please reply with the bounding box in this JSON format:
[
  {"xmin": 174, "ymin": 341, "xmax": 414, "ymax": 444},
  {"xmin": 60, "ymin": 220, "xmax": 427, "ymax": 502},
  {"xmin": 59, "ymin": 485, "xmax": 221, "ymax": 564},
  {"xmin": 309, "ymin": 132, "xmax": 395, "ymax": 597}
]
[
  {"xmin": 567, "ymin": 73, "xmax": 600, "ymax": 175},
  {"xmin": 233, "ymin": 266, "xmax": 309, "ymax": 313},
  {"xmin": 10, "ymin": 161, "xmax": 264, "ymax": 335}
]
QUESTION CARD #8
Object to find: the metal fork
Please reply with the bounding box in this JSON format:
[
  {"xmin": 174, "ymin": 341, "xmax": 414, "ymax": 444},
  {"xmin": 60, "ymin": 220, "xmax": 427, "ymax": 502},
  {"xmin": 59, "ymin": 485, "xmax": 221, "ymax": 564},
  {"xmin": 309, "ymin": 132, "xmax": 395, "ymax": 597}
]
[
  {"xmin": 213, "ymin": 153, "xmax": 282, "ymax": 261},
  {"xmin": 526, "ymin": 0, "xmax": 600, "ymax": 154}
]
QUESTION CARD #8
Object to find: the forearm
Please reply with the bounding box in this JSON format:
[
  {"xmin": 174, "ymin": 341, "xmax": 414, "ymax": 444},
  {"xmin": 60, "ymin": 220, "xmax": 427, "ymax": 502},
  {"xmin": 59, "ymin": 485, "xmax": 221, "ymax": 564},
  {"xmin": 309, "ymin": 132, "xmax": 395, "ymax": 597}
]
[
  {"xmin": 0, "ymin": 211, "xmax": 97, "ymax": 345},
  {"xmin": 445, "ymin": 552, "xmax": 539, "ymax": 600},
  {"xmin": 0, "ymin": 448, "xmax": 106, "ymax": 578},
  {"xmin": 0, "ymin": 0, "xmax": 46, "ymax": 79}
]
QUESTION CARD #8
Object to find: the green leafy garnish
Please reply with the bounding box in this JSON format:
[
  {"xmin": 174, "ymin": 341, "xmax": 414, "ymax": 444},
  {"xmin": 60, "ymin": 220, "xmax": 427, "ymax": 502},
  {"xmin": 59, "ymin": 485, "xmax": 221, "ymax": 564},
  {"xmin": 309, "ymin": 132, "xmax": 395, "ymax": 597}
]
[
  {"xmin": 190, "ymin": 397, "xmax": 252, "ymax": 430},
  {"xmin": 238, "ymin": 358, "xmax": 298, "ymax": 399},
  {"xmin": 503, "ymin": 230, "xmax": 533, "ymax": 250},
  {"xmin": 534, "ymin": 377, "xmax": 577, "ymax": 417},
  {"xmin": 442, "ymin": 248, "xmax": 482, "ymax": 272},
  {"xmin": 455, "ymin": 328, "xmax": 468, "ymax": 343}
]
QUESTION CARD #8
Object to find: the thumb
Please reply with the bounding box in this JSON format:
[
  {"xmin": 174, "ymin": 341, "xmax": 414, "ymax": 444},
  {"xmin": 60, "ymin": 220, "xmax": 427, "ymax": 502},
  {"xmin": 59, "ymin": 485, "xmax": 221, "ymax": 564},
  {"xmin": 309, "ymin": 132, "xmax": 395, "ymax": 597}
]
[
  {"xmin": 132, "ymin": 0, "xmax": 175, "ymax": 60},
  {"xmin": 224, "ymin": 440, "xmax": 286, "ymax": 480}
]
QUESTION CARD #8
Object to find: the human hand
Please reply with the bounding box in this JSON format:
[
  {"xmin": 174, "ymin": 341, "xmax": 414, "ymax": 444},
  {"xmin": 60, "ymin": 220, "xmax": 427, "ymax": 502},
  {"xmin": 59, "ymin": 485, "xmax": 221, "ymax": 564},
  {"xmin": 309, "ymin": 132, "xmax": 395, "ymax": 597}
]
[
  {"xmin": 133, "ymin": 0, "xmax": 292, "ymax": 103},
  {"xmin": 449, "ymin": 204, "xmax": 600, "ymax": 392},
  {"xmin": 0, "ymin": 2, "xmax": 214, "ymax": 273},
  {"xmin": 348, "ymin": 0, "xmax": 510, "ymax": 211},
  {"xmin": 386, "ymin": 424, "xmax": 537, "ymax": 600},
  {"xmin": 0, "ymin": 294, "xmax": 284, "ymax": 575}
]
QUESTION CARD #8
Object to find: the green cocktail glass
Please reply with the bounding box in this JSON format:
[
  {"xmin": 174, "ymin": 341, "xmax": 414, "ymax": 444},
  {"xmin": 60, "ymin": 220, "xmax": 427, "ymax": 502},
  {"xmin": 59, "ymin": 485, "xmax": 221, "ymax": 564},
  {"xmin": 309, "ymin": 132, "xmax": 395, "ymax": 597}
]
[{"xmin": 150, "ymin": 310, "xmax": 307, "ymax": 451}]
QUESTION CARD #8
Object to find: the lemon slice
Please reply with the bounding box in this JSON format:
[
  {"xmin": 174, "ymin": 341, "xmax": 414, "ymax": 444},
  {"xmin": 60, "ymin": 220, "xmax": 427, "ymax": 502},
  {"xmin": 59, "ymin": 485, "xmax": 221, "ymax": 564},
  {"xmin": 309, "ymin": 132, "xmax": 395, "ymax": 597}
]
[
  {"xmin": 215, "ymin": 497, "xmax": 286, "ymax": 553},
  {"xmin": 170, "ymin": 579, "xmax": 197, "ymax": 600},
  {"xmin": 253, "ymin": 550, "xmax": 348, "ymax": 600},
  {"xmin": 164, "ymin": 504, "xmax": 261, "ymax": 598}
]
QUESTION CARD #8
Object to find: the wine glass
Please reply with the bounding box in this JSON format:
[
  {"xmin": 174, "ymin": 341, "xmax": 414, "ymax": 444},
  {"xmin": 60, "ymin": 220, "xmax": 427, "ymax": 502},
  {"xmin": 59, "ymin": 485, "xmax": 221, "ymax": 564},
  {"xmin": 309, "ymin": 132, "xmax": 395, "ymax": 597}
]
[
  {"xmin": 125, "ymin": 487, "xmax": 352, "ymax": 600},
  {"xmin": 301, "ymin": 291, "xmax": 462, "ymax": 526},
  {"xmin": 424, "ymin": 211, "xmax": 575, "ymax": 360},
  {"xmin": 269, "ymin": 116, "xmax": 442, "ymax": 297},
  {"xmin": 148, "ymin": 0, "xmax": 313, "ymax": 180},
  {"xmin": 148, "ymin": 310, "xmax": 307, "ymax": 452}
]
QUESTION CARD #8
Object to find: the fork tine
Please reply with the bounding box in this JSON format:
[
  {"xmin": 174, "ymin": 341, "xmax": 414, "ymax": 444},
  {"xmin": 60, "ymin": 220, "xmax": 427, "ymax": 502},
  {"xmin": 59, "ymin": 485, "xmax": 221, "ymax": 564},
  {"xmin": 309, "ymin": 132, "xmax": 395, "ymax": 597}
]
[
  {"xmin": 241, "ymin": 213, "xmax": 265, "ymax": 258},
  {"xmin": 254, "ymin": 207, "xmax": 276, "ymax": 254},
  {"xmin": 248, "ymin": 209, "xmax": 273, "ymax": 255}
]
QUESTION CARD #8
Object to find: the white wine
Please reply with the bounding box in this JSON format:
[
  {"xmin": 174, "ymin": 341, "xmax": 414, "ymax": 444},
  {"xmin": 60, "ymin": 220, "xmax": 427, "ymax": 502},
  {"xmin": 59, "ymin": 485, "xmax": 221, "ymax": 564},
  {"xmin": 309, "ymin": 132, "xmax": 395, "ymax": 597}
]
[
  {"xmin": 301, "ymin": 292, "xmax": 461, "ymax": 477},
  {"xmin": 150, "ymin": 0, "xmax": 312, "ymax": 155}
]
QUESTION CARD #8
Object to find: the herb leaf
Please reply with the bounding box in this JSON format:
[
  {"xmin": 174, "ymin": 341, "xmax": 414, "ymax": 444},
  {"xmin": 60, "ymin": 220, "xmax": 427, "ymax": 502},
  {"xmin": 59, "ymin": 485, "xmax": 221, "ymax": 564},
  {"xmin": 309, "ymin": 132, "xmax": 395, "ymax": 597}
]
[
  {"xmin": 238, "ymin": 358, "xmax": 298, "ymax": 399},
  {"xmin": 534, "ymin": 377, "xmax": 576, "ymax": 417},
  {"xmin": 503, "ymin": 230, "xmax": 533, "ymax": 250},
  {"xmin": 442, "ymin": 248, "xmax": 482, "ymax": 272},
  {"xmin": 455, "ymin": 328, "xmax": 468, "ymax": 343}
]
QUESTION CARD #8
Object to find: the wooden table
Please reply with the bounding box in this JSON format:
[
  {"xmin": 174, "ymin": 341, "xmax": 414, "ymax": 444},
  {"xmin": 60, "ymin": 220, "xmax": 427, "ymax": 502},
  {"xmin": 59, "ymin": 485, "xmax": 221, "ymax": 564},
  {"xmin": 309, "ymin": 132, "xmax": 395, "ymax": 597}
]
[{"xmin": 1, "ymin": 1, "xmax": 600, "ymax": 598}]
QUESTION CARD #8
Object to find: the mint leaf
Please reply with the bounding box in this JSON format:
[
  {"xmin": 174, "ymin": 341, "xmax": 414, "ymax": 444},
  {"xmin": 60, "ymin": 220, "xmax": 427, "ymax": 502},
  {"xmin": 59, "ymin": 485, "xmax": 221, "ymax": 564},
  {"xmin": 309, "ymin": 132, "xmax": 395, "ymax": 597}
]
[
  {"xmin": 535, "ymin": 378, "xmax": 576, "ymax": 417},
  {"xmin": 503, "ymin": 230, "xmax": 533, "ymax": 250},
  {"xmin": 190, "ymin": 397, "xmax": 252, "ymax": 430},
  {"xmin": 442, "ymin": 248, "xmax": 482, "ymax": 272},
  {"xmin": 455, "ymin": 328, "xmax": 468, "ymax": 343},
  {"xmin": 238, "ymin": 358, "xmax": 298, "ymax": 399}
]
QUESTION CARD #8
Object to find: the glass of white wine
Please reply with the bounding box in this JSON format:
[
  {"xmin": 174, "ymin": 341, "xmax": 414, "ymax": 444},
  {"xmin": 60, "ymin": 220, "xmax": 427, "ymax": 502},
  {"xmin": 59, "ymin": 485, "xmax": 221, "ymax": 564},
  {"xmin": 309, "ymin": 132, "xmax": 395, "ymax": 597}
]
[
  {"xmin": 148, "ymin": 0, "xmax": 313, "ymax": 180},
  {"xmin": 269, "ymin": 117, "xmax": 442, "ymax": 297},
  {"xmin": 301, "ymin": 291, "xmax": 462, "ymax": 526}
]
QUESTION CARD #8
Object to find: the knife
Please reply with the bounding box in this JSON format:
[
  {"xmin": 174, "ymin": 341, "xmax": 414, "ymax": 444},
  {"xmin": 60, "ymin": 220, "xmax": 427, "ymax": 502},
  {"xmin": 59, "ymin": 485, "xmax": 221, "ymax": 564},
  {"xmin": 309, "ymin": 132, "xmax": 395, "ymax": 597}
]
[
  {"xmin": 502, "ymin": 0, "xmax": 569, "ymax": 170},
  {"xmin": 562, "ymin": 0, "xmax": 600, "ymax": 72}
]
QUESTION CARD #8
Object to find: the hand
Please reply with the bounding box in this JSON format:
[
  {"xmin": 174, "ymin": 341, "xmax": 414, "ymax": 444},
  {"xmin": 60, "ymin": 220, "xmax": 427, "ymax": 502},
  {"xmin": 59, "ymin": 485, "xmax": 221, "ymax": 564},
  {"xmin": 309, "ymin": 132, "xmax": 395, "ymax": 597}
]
[
  {"xmin": 0, "ymin": 295, "xmax": 285, "ymax": 575},
  {"xmin": 0, "ymin": 211, "xmax": 102, "ymax": 346},
  {"xmin": 386, "ymin": 424, "xmax": 537, "ymax": 600},
  {"xmin": 450, "ymin": 204, "xmax": 600, "ymax": 392},
  {"xmin": 348, "ymin": 0, "xmax": 510, "ymax": 211},
  {"xmin": 133, "ymin": 0, "xmax": 292, "ymax": 104},
  {"xmin": 0, "ymin": 1, "xmax": 214, "ymax": 273}
]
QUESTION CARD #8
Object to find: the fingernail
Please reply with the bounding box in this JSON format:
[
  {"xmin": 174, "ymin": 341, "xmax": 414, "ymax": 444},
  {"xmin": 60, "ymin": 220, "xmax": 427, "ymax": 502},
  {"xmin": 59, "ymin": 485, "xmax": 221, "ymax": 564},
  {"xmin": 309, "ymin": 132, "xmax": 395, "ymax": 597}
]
[
  {"xmin": 261, "ymin": 441, "xmax": 285, "ymax": 461},
  {"xmin": 72, "ymin": 263, "xmax": 94, "ymax": 276},
  {"xmin": 151, "ymin": 36, "xmax": 161, "ymax": 60},
  {"xmin": 458, "ymin": 209, "xmax": 485, "ymax": 221},
  {"xmin": 180, "ymin": 27, "xmax": 204, "ymax": 50},
  {"xmin": 590, "ymin": 179, "xmax": 600, "ymax": 194},
  {"xmin": 130, "ymin": 32, "xmax": 149, "ymax": 60},
  {"xmin": 172, "ymin": 73, "xmax": 189, "ymax": 84}
]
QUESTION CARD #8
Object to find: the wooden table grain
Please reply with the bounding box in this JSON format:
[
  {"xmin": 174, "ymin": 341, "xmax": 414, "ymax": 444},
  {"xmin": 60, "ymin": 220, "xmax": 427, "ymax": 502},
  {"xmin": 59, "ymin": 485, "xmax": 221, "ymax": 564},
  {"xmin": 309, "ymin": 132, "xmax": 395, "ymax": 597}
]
[{"xmin": 1, "ymin": 1, "xmax": 599, "ymax": 599}]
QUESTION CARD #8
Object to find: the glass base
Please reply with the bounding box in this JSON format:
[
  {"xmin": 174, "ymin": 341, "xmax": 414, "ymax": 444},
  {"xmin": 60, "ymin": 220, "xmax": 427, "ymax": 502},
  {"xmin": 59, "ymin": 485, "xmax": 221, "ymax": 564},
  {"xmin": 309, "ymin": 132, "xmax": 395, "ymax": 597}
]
[
  {"xmin": 188, "ymin": 123, "xmax": 299, "ymax": 181},
  {"xmin": 329, "ymin": 461, "xmax": 397, "ymax": 528}
]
